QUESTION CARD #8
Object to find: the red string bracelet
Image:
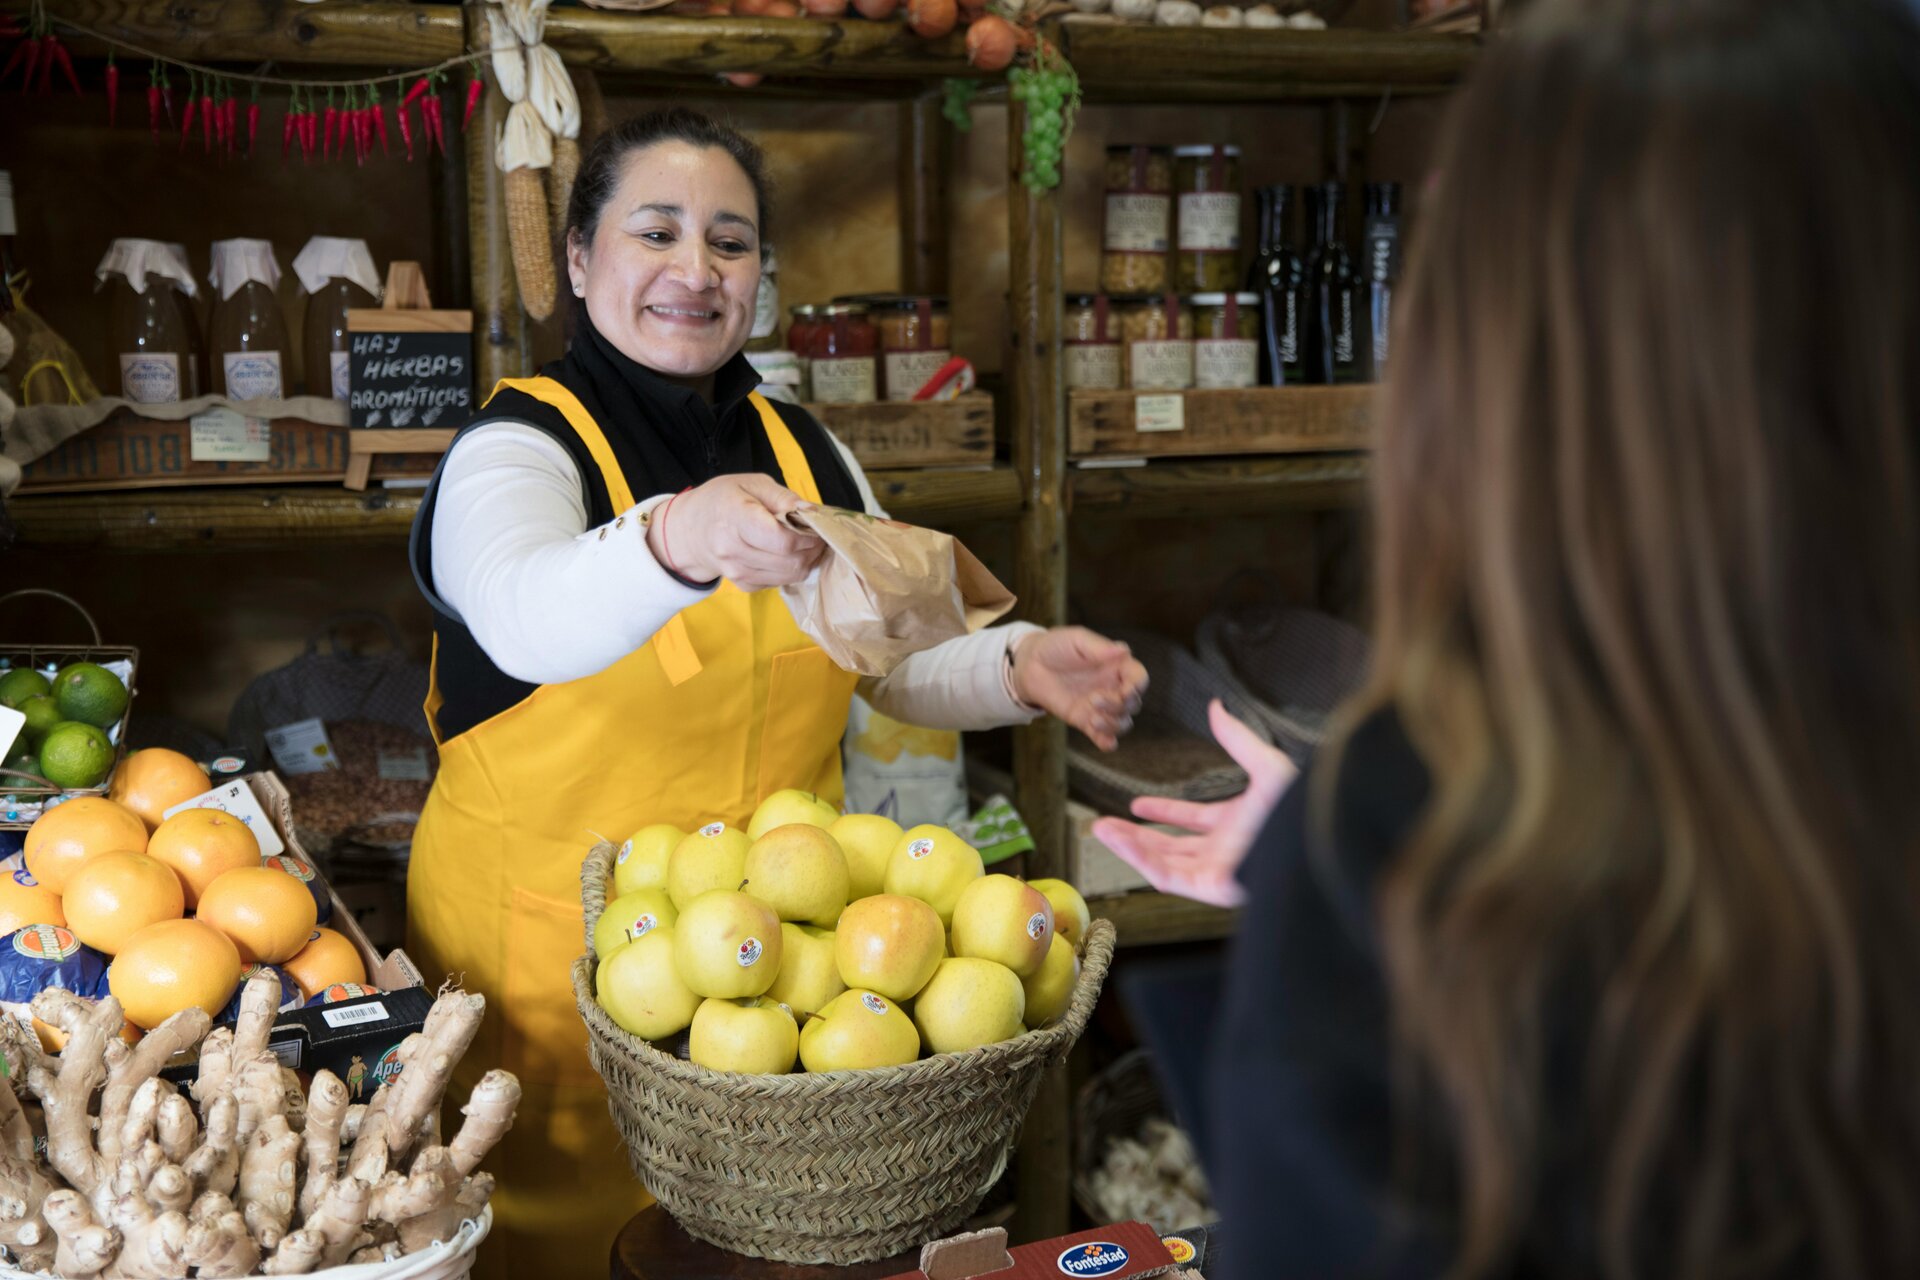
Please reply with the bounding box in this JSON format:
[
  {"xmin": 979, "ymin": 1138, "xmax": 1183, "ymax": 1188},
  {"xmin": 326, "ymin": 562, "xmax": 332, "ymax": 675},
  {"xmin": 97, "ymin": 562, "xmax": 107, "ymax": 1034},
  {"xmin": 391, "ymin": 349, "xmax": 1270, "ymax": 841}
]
[{"xmin": 657, "ymin": 487, "xmax": 693, "ymax": 578}]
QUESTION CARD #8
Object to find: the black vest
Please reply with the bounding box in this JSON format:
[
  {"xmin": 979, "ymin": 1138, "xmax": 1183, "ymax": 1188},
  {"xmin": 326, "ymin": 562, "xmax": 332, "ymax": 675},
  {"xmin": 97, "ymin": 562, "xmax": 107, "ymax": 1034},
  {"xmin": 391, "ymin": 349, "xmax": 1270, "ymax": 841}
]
[{"xmin": 410, "ymin": 357, "xmax": 863, "ymax": 742}]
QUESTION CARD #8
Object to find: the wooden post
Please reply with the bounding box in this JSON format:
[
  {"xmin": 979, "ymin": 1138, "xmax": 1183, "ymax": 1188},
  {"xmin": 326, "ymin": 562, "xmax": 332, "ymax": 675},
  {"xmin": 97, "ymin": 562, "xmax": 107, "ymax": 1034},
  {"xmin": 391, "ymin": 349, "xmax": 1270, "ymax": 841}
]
[
  {"xmin": 465, "ymin": 1, "xmax": 530, "ymax": 388},
  {"xmin": 898, "ymin": 95, "xmax": 952, "ymax": 296},
  {"xmin": 429, "ymin": 79, "xmax": 473, "ymax": 310},
  {"xmin": 1007, "ymin": 100, "xmax": 1072, "ymax": 1248}
]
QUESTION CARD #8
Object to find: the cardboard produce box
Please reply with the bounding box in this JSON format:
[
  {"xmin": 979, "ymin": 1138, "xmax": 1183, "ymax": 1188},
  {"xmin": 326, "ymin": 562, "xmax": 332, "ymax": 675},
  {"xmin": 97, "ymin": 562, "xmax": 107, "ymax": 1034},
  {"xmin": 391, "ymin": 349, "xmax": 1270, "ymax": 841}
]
[{"xmin": 885, "ymin": 1222, "xmax": 1180, "ymax": 1280}]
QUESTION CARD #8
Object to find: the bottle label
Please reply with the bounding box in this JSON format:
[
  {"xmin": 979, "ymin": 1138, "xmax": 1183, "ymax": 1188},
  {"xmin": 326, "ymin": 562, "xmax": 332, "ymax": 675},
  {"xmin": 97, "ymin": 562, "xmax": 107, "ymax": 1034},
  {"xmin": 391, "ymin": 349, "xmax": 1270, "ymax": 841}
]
[
  {"xmin": 883, "ymin": 349, "xmax": 952, "ymax": 402},
  {"xmin": 330, "ymin": 350, "xmax": 352, "ymax": 401},
  {"xmin": 1371, "ymin": 289, "xmax": 1392, "ymax": 370},
  {"xmin": 1178, "ymin": 193, "xmax": 1241, "ymax": 252},
  {"xmin": 1335, "ymin": 293, "xmax": 1356, "ymax": 366},
  {"xmin": 1365, "ymin": 221, "xmax": 1400, "ymax": 285},
  {"xmin": 1104, "ymin": 194, "xmax": 1171, "ymax": 253},
  {"xmin": 1195, "ymin": 338, "xmax": 1258, "ymax": 389},
  {"xmin": 809, "ymin": 357, "xmax": 876, "ymax": 404},
  {"xmin": 751, "ymin": 272, "xmax": 780, "ymax": 341},
  {"xmin": 1280, "ymin": 290, "xmax": 1301, "ymax": 365},
  {"xmin": 120, "ymin": 352, "xmax": 181, "ymax": 404},
  {"xmin": 1129, "ymin": 340, "xmax": 1194, "ymax": 390},
  {"xmin": 222, "ymin": 350, "xmax": 284, "ymax": 402},
  {"xmin": 1064, "ymin": 343, "xmax": 1123, "ymax": 391}
]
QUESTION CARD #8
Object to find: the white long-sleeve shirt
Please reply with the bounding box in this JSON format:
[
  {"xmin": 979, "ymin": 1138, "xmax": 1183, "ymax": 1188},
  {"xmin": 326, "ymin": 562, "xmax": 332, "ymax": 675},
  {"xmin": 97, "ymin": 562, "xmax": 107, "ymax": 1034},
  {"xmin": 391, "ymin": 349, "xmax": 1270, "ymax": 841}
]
[{"xmin": 428, "ymin": 420, "xmax": 1044, "ymax": 732}]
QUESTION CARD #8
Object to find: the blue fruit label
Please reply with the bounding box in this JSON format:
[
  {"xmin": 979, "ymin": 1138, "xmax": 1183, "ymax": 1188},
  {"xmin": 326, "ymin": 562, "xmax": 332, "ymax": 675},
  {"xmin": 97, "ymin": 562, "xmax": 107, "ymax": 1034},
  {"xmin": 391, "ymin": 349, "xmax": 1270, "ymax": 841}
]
[
  {"xmin": 12, "ymin": 869, "xmax": 35, "ymax": 888},
  {"xmin": 1057, "ymin": 1243, "xmax": 1130, "ymax": 1277}
]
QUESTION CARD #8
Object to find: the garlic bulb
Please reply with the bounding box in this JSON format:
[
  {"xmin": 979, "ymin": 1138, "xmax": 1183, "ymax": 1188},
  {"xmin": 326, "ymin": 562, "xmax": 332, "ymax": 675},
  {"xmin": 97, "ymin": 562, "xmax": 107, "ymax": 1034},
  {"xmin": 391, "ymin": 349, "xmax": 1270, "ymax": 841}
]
[
  {"xmin": 497, "ymin": 99, "xmax": 554, "ymax": 171},
  {"xmin": 1244, "ymin": 3, "xmax": 1283, "ymax": 23},
  {"xmin": 1155, "ymin": 0, "xmax": 1202, "ymax": 23},
  {"xmin": 525, "ymin": 43, "xmax": 580, "ymax": 140},
  {"xmin": 1202, "ymin": 4, "xmax": 1243, "ymax": 23},
  {"xmin": 488, "ymin": 11, "xmax": 527, "ymax": 105},
  {"xmin": 1287, "ymin": 8, "xmax": 1326, "ymax": 26},
  {"xmin": 1111, "ymin": 0, "xmax": 1157, "ymax": 20}
]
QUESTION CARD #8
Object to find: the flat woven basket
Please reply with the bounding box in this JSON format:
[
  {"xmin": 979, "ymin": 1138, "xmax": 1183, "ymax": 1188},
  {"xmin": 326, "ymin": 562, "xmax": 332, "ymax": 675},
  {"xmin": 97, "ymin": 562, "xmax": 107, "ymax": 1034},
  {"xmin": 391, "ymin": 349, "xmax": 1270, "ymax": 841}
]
[
  {"xmin": 570, "ymin": 840, "xmax": 1116, "ymax": 1265},
  {"xmin": 1196, "ymin": 606, "xmax": 1370, "ymax": 762},
  {"xmin": 1066, "ymin": 627, "xmax": 1274, "ymax": 818}
]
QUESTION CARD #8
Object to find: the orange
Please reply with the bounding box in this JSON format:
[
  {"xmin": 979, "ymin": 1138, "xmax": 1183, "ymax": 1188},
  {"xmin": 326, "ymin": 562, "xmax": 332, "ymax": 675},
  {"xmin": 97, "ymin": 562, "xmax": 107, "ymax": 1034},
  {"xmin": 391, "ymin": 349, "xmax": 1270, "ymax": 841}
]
[
  {"xmin": 0, "ymin": 867, "xmax": 66, "ymax": 935},
  {"xmin": 33, "ymin": 1015, "xmax": 142, "ymax": 1052},
  {"xmin": 108, "ymin": 919, "xmax": 242, "ymax": 1030},
  {"xmin": 23, "ymin": 797, "xmax": 148, "ymax": 894},
  {"xmin": 147, "ymin": 809, "xmax": 261, "ymax": 909},
  {"xmin": 282, "ymin": 926, "xmax": 367, "ymax": 1000},
  {"xmin": 196, "ymin": 866, "xmax": 318, "ymax": 966},
  {"xmin": 310, "ymin": 982, "xmax": 381, "ymax": 1005},
  {"xmin": 62, "ymin": 850, "xmax": 186, "ymax": 956},
  {"xmin": 109, "ymin": 749, "xmax": 211, "ymax": 831}
]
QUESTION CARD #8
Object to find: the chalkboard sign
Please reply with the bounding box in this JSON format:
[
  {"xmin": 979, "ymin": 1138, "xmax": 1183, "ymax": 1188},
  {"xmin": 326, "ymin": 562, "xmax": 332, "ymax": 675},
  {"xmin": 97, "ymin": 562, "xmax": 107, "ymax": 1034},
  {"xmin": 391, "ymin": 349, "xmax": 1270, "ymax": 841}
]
[{"xmin": 345, "ymin": 308, "xmax": 475, "ymax": 430}]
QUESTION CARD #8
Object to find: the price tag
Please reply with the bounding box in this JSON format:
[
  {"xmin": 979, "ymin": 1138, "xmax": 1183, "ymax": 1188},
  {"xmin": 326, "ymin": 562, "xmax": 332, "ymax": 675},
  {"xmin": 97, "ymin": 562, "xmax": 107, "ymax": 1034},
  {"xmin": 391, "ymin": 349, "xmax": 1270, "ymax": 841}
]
[
  {"xmin": 0, "ymin": 707, "xmax": 23, "ymax": 764},
  {"xmin": 162, "ymin": 780, "xmax": 287, "ymax": 858},
  {"xmin": 375, "ymin": 748, "xmax": 431, "ymax": 782},
  {"xmin": 189, "ymin": 408, "xmax": 272, "ymax": 462},
  {"xmin": 1134, "ymin": 394, "xmax": 1186, "ymax": 433},
  {"xmin": 265, "ymin": 719, "xmax": 339, "ymax": 776}
]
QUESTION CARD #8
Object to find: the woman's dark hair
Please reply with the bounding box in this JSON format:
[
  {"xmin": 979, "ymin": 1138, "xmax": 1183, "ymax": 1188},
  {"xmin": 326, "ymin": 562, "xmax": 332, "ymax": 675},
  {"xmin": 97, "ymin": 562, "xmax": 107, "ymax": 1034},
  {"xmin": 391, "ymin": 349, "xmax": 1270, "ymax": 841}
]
[
  {"xmin": 1322, "ymin": 0, "xmax": 1920, "ymax": 1276},
  {"xmin": 565, "ymin": 107, "xmax": 773, "ymax": 256}
]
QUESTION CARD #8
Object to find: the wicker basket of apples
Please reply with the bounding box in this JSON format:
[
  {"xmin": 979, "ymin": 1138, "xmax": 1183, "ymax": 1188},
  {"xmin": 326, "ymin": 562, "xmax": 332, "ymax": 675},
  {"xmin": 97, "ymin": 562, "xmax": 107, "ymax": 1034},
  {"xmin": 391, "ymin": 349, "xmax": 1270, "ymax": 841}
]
[{"xmin": 569, "ymin": 789, "xmax": 1114, "ymax": 1265}]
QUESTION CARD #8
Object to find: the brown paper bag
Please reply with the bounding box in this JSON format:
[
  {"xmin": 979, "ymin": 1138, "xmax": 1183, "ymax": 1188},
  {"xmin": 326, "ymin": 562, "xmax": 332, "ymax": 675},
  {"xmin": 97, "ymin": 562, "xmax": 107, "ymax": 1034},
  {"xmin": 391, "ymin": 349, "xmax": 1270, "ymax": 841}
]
[{"xmin": 779, "ymin": 506, "xmax": 1016, "ymax": 677}]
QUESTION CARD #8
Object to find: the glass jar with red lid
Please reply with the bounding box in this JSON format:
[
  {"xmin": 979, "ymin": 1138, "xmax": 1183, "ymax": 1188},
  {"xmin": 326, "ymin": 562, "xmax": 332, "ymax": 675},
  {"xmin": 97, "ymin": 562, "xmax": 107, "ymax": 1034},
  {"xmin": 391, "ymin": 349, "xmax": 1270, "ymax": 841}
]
[{"xmin": 804, "ymin": 304, "xmax": 878, "ymax": 404}]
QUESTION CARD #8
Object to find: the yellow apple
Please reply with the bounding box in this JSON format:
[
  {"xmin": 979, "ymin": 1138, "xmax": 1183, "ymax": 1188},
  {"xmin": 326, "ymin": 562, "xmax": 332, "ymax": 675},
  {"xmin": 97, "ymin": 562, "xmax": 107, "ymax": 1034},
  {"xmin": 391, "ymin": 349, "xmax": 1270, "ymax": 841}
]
[
  {"xmin": 829, "ymin": 813, "xmax": 904, "ymax": 901},
  {"xmin": 798, "ymin": 988, "xmax": 919, "ymax": 1072},
  {"xmin": 765, "ymin": 923, "xmax": 845, "ymax": 1019},
  {"xmin": 672, "ymin": 889, "xmax": 783, "ymax": 999},
  {"xmin": 912, "ymin": 958, "xmax": 1025, "ymax": 1055},
  {"xmin": 592, "ymin": 888, "xmax": 678, "ymax": 959},
  {"xmin": 595, "ymin": 928, "xmax": 701, "ymax": 1040},
  {"xmin": 666, "ymin": 822, "xmax": 752, "ymax": 911},
  {"xmin": 613, "ymin": 824, "xmax": 684, "ymax": 896},
  {"xmin": 1022, "ymin": 933, "xmax": 1079, "ymax": 1028},
  {"xmin": 950, "ymin": 874, "xmax": 1054, "ymax": 977},
  {"xmin": 689, "ymin": 997, "xmax": 799, "ymax": 1074},
  {"xmin": 748, "ymin": 789, "xmax": 839, "ymax": 841},
  {"xmin": 835, "ymin": 894, "xmax": 944, "ymax": 1001},
  {"xmin": 1027, "ymin": 878, "xmax": 1090, "ymax": 948},
  {"xmin": 881, "ymin": 825, "xmax": 984, "ymax": 926},
  {"xmin": 743, "ymin": 825, "xmax": 851, "ymax": 926}
]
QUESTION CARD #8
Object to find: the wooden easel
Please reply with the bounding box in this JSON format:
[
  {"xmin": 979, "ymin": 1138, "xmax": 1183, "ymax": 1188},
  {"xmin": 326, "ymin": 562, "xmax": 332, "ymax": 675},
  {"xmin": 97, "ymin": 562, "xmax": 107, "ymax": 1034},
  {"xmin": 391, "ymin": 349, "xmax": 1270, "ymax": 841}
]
[{"xmin": 342, "ymin": 262, "xmax": 469, "ymax": 491}]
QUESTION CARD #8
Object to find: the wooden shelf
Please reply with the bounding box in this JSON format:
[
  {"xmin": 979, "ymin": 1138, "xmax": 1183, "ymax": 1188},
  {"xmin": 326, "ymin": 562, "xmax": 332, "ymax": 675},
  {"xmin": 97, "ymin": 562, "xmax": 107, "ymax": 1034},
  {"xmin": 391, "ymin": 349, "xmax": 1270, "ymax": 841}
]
[
  {"xmin": 26, "ymin": 0, "xmax": 1472, "ymax": 98},
  {"xmin": 8, "ymin": 466, "xmax": 1022, "ymax": 552},
  {"xmin": 1069, "ymin": 385, "xmax": 1373, "ymax": 461},
  {"xmin": 1070, "ymin": 452, "xmax": 1367, "ymax": 518},
  {"xmin": 1090, "ymin": 890, "xmax": 1238, "ymax": 947}
]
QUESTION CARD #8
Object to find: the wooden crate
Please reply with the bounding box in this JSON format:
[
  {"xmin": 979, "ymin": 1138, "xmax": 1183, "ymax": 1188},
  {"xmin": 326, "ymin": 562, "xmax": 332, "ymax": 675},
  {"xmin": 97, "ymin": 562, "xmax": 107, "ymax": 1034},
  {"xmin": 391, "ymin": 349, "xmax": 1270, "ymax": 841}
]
[
  {"xmin": 17, "ymin": 412, "xmax": 443, "ymax": 494},
  {"xmin": 1067, "ymin": 386, "xmax": 1373, "ymax": 461},
  {"xmin": 806, "ymin": 391, "xmax": 994, "ymax": 469}
]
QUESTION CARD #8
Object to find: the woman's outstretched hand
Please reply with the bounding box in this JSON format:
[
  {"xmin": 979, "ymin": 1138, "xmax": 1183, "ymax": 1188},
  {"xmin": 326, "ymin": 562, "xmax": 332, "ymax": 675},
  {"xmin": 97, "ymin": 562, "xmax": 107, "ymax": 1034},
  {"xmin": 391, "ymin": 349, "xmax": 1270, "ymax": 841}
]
[
  {"xmin": 649, "ymin": 474, "xmax": 824, "ymax": 590},
  {"xmin": 1090, "ymin": 700, "xmax": 1298, "ymax": 908},
  {"xmin": 1011, "ymin": 627, "xmax": 1150, "ymax": 752}
]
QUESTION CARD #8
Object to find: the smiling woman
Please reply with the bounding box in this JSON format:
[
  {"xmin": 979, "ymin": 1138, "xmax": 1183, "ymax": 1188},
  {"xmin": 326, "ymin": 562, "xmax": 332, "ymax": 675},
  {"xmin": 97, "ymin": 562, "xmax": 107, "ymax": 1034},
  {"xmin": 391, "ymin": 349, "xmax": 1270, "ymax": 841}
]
[{"xmin": 403, "ymin": 108, "xmax": 1150, "ymax": 1279}]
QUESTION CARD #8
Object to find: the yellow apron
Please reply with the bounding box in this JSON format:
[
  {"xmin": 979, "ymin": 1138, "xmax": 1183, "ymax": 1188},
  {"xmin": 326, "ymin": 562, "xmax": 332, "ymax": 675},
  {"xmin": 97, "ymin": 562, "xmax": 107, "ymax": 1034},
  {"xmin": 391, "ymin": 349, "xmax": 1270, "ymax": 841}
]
[{"xmin": 406, "ymin": 377, "xmax": 860, "ymax": 1279}]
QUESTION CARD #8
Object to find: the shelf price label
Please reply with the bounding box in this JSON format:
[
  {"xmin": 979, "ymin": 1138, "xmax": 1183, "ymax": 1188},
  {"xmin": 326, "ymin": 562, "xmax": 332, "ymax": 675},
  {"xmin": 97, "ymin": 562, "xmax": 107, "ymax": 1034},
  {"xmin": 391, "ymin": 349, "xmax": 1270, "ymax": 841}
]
[
  {"xmin": 1134, "ymin": 395, "xmax": 1186, "ymax": 434},
  {"xmin": 189, "ymin": 409, "xmax": 272, "ymax": 463}
]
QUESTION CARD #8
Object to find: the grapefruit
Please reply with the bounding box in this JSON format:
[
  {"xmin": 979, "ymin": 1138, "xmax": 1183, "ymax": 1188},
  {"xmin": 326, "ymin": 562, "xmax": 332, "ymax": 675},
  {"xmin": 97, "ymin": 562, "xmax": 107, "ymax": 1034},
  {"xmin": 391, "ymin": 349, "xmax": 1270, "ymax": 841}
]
[
  {"xmin": 196, "ymin": 866, "xmax": 318, "ymax": 965},
  {"xmin": 147, "ymin": 809, "xmax": 260, "ymax": 908},
  {"xmin": 62, "ymin": 850, "xmax": 186, "ymax": 955},
  {"xmin": 108, "ymin": 919, "xmax": 243, "ymax": 1029},
  {"xmin": 24, "ymin": 796, "xmax": 148, "ymax": 893},
  {"xmin": 109, "ymin": 750, "xmax": 211, "ymax": 831},
  {"xmin": 281, "ymin": 927, "xmax": 367, "ymax": 999},
  {"xmin": 0, "ymin": 867, "xmax": 66, "ymax": 935}
]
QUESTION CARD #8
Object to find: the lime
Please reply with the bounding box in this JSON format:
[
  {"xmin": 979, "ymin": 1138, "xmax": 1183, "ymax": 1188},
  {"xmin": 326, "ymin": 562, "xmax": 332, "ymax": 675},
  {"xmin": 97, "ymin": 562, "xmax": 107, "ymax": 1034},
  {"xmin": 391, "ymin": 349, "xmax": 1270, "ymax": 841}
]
[
  {"xmin": 52, "ymin": 664, "xmax": 129, "ymax": 730},
  {"xmin": 3, "ymin": 749, "xmax": 42, "ymax": 803},
  {"xmin": 0, "ymin": 669, "xmax": 50, "ymax": 710},
  {"xmin": 17, "ymin": 696, "xmax": 61, "ymax": 749},
  {"xmin": 39, "ymin": 722, "xmax": 115, "ymax": 790}
]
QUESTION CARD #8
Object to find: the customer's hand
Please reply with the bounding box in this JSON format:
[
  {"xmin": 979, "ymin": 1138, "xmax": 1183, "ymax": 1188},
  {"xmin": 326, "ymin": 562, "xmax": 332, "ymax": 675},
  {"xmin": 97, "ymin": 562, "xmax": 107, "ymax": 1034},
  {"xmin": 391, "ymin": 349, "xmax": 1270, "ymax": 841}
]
[
  {"xmin": 648, "ymin": 474, "xmax": 825, "ymax": 590},
  {"xmin": 1090, "ymin": 700, "xmax": 1297, "ymax": 908},
  {"xmin": 1012, "ymin": 627, "xmax": 1149, "ymax": 751}
]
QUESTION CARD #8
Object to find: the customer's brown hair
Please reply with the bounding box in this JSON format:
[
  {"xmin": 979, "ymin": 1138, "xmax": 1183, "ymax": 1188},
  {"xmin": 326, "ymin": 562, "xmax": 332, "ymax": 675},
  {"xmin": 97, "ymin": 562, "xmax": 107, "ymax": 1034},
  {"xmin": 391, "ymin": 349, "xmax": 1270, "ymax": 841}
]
[{"xmin": 1329, "ymin": 0, "xmax": 1920, "ymax": 1275}]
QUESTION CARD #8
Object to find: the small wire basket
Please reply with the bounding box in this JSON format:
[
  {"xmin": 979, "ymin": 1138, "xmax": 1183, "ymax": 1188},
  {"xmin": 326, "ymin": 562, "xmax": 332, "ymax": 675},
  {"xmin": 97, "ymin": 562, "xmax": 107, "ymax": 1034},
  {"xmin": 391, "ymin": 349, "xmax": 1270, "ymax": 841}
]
[{"xmin": 0, "ymin": 589, "xmax": 139, "ymax": 827}]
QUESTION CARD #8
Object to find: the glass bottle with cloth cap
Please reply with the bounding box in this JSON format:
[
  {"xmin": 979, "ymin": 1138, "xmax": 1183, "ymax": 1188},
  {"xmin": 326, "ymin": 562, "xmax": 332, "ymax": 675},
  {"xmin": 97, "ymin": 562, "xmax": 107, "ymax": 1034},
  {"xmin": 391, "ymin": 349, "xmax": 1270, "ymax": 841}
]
[
  {"xmin": 97, "ymin": 238, "xmax": 202, "ymax": 403},
  {"xmin": 209, "ymin": 238, "xmax": 290, "ymax": 402},
  {"xmin": 294, "ymin": 236, "xmax": 382, "ymax": 400}
]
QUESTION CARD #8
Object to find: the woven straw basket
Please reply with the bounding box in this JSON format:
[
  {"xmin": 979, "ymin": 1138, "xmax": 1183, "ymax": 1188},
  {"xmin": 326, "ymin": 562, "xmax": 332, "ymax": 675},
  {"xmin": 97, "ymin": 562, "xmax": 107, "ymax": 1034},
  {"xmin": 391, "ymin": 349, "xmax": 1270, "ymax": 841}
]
[{"xmin": 570, "ymin": 840, "xmax": 1116, "ymax": 1265}]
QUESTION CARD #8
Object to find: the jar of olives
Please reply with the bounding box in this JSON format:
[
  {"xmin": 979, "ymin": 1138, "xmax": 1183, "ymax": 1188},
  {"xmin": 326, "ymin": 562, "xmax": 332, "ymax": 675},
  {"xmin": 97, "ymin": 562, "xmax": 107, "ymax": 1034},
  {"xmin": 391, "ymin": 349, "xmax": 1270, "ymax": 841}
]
[
  {"xmin": 1119, "ymin": 294, "xmax": 1195, "ymax": 391},
  {"xmin": 1065, "ymin": 294, "xmax": 1122, "ymax": 391},
  {"xmin": 1175, "ymin": 145, "xmax": 1244, "ymax": 292},
  {"xmin": 1102, "ymin": 145, "xmax": 1173, "ymax": 295}
]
